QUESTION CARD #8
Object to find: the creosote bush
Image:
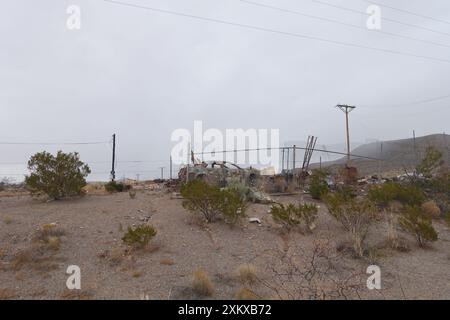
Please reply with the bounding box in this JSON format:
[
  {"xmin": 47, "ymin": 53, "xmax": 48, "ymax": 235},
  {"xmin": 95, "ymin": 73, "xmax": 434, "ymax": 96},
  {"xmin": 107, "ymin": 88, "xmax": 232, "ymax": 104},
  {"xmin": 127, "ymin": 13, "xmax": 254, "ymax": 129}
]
[
  {"xmin": 220, "ymin": 188, "xmax": 248, "ymax": 225},
  {"xmin": 368, "ymin": 182, "xmax": 425, "ymax": 207},
  {"xmin": 181, "ymin": 180, "xmax": 247, "ymax": 224},
  {"xmin": 324, "ymin": 193, "xmax": 376, "ymax": 258},
  {"xmin": 105, "ymin": 181, "xmax": 131, "ymax": 193},
  {"xmin": 398, "ymin": 206, "xmax": 438, "ymax": 247},
  {"xmin": 25, "ymin": 151, "xmax": 91, "ymax": 200},
  {"xmin": 270, "ymin": 202, "xmax": 318, "ymax": 232},
  {"xmin": 122, "ymin": 224, "xmax": 157, "ymax": 249},
  {"xmin": 416, "ymin": 146, "xmax": 444, "ymax": 179},
  {"xmin": 308, "ymin": 170, "xmax": 329, "ymax": 200},
  {"xmin": 181, "ymin": 180, "xmax": 223, "ymax": 223}
]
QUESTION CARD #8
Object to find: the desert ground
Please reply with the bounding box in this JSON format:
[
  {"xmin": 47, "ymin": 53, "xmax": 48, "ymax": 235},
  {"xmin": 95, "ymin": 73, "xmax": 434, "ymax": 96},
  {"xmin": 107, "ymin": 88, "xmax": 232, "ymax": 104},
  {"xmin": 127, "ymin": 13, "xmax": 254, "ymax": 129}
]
[{"xmin": 0, "ymin": 184, "xmax": 449, "ymax": 300}]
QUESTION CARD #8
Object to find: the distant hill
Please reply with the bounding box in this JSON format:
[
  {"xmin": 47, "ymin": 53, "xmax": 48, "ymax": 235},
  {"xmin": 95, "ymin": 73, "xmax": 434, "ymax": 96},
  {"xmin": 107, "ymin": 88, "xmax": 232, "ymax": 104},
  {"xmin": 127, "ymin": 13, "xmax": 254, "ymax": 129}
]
[{"xmin": 313, "ymin": 134, "xmax": 450, "ymax": 177}]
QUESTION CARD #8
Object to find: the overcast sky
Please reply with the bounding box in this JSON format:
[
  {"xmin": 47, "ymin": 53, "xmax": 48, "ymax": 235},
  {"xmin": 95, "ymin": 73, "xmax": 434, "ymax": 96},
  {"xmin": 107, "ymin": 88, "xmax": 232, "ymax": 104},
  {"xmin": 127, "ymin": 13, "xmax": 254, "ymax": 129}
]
[{"xmin": 1, "ymin": 0, "xmax": 450, "ymax": 180}]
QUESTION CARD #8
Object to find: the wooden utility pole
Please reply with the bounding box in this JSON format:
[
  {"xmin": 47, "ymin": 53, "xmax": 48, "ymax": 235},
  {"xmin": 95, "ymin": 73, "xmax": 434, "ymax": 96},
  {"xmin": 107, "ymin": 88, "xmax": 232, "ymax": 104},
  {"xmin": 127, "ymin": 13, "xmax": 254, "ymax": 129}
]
[
  {"xmin": 169, "ymin": 156, "xmax": 173, "ymax": 180},
  {"xmin": 336, "ymin": 105, "xmax": 356, "ymax": 164},
  {"xmin": 293, "ymin": 145, "xmax": 296, "ymax": 171},
  {"xmin": 111, "ymin": 134, "xmax": 116, "ymax": 181}
]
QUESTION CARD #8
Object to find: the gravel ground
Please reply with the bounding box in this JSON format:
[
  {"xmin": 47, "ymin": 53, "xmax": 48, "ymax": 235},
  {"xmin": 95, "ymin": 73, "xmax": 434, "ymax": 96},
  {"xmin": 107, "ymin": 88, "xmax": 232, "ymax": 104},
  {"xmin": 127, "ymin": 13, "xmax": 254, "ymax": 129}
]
[{"xmin": 0, "ymin": 188, "xmax": 449, "ymax": 300}]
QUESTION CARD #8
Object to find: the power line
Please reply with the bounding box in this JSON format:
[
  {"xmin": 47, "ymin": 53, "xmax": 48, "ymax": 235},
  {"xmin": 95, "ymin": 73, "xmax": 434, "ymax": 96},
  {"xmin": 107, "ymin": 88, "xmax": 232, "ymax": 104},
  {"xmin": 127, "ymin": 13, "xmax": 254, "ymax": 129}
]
[
  {"xmin": 358, "ymin": 0, "xmax": 450, "ymax": 26},
  {"xmin": 0, "ymin": 141, "xmax": 109, "ymax": 146},
  {"xmin": 239, "ymin": 0, "xmax": 450, "ymax": 49},
  {"xmin": 312, "ymin": 0, "xmax": 450, "ymax": 38},
  {"xmin": 360, "ymin": 93, "xmax": 450, "ymax": 109},
  {"xmin": 101, "ymin": 0, "xmax": 450, "ymax": 64}
]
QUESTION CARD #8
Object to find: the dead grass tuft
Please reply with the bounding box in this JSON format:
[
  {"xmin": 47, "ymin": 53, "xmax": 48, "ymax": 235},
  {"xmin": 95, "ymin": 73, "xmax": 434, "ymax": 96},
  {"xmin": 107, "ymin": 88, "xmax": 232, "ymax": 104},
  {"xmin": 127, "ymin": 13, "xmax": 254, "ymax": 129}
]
[
  {"xmin": 237, "ymin": 264, "xmax": 258, "ymax": 284},
  {"xmin": 421, "ymin": 200, "xmax": 441, "ymax": 219},
  {"xmin": 192, "ymin": 269, "xmax": 214, "ymax": 297},
  {"xmin": 60, "ymin": 289, "xmax": 94, "ymax": 300},
  {"xmin": 160, "ymin": 258, "xmax": 175, "ymax": 266},
  {"xmin": 0, "ymin": 288, "xmax": 17, "ymax": 300},
  {"xmin": 235, "ymin": 287, "xmax": 260, "ymax": 300}
]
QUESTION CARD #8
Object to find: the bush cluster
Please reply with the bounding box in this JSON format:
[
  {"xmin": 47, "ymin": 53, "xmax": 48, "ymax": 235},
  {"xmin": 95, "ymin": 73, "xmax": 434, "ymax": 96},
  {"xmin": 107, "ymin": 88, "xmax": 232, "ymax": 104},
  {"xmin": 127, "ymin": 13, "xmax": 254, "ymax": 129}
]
[
  {"xmin": 25, "ymin": 151, "xmax": 91, "ymax": 200},
  {"xmin": 181, "ymin": 180, "xmax": 247, "ymax": 224},
  {"xmin": 270, "ymin": 202, "xmax": 318, "ymax": 232}
]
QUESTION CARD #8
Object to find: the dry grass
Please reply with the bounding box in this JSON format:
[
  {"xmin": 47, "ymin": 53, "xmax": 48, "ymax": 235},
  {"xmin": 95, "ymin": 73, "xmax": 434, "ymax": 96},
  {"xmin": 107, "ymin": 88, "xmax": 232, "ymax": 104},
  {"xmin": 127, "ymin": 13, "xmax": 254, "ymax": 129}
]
[
  {"xmin": 3, "ymin": 217, "xmax": 13, "ymax": 225},
  {"xmin": 160, "ymin": 258, "xmax": 175, "ymax": 266},
  {"xmin": 46, "ymin": 236, "xmax": 61, "ymax": 251},
  {"xmin": 11, "ymin": 224, "xmax": 66, "ymax": 271},
  {"xmin": 235, "ymin": 287, "xmax": 260, "ymax": 300},
  {"xmin": 60, "ymin": 289, "xmax": 94, "ymax": 300},
  {"xmin": 192, "ymin": 269, "xmax": 214, "ymax": 297},
  {"xmin": 421, "ymin": 200, "xmax": 441, "ymax": 219},
  {"xmin": 132, "ymin": 270, "xmax": 142, "ymax": 278},
  {"xmin": 11, "ymin": 247, "xmax": 61, "ymax": 272},
  {"xmin": 236, "ymin": 263, "xmax": 258, "ymax": 284},
  {"xmin": 109, "ymin": 247, "xmax": 125, "ymax": 265},
  {"xmin": 0, "ymin": 288, "xmax": 17, "ymax": 300}
]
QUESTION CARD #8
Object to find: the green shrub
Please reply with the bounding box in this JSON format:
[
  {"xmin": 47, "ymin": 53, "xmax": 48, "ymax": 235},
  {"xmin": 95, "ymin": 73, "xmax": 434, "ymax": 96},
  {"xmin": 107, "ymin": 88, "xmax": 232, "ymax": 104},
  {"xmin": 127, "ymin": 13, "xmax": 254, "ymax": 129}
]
[
  {"xmin": 309, "ymin": 170, "xmax": 329, "ymax": 200},
  {"xmin": 324, "ymin": 193, "xmax": 376, "ymax": 257},
  {"xmin": 398, "ymin": 206, "xmax": 438, "ymax": 247},
  {"xmin": 182, "ymin": 180, "xmax": 249, "ymax": 224},
  {"xmin": 368, "ymin": 182, "xmax": 425, "ymax": 207},
  {"xmin": 25, "ymin": 151, "xmax": 91, "ymax": 200},
  {"xmin": 129, "ymin": 189, "xmax": 137, "ymax": 199},
  {"xmin": 181, "ymin": 180, "xmax": 223, "ymax": 223},
  {"xmin": 105, "ymin": 181, "xmax": 130, "ymax": 193},
  {"xmin": 416, "ymin": 146, "xmax": 444, "ymax": 179},
  {"xmin": 270, "ymin": 203, "xmax": 318, "ymax": 232},
  {"xmin": 220, "ymin": 188, "xmax": 248, "ymax": 225},
  {"xmin": 122, "ymin": 224, "xmax": 157, "ymax": 248}
]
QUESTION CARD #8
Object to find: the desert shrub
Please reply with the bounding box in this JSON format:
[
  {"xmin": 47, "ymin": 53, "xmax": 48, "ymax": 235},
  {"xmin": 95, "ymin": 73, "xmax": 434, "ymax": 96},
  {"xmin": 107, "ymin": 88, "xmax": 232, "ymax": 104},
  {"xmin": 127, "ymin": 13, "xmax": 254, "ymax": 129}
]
[
  {"xmin": 122, "ymin": 224, "xmax": 157, "ymax": 249},
  {"xmin": 237, "ymin": 264, "xmax": 258, "ymax": 284},
  {"xmin": 181, "ymin": 180, "xmax": 223, "ymax": 223},
  {"xmin": 226, "ymin": 178, "xmax": 251, "ymax": 201},
  {"xmin": 324, "ymin": 193, "xmax": 376, "ymax": 258},
  {"xmin": 192, "ymin": 269, "xmax": 214, "ymax": 296},
  {"xmin": 25, "ymin": 151, "xmax": 91, "ymax": 200},
  {"xmin": 105, "ymin": 181, "xmax": 131, "ymax": 193},
  {"xmin": 416, "ymin": 146, "xmax": 444, "ymax": 179},
  {"xmin": 128, "ymin": 189, "xmax": 136, "ymax": 199},
  {"xmin": 368, "ymin": 182, "xmax": 425, "ymax": 207},
  {"xmin": 398, "ymin": 206, "xmax": 438, "ymax": 247},
  {"xmin": 182, "ymin": 180, "xmax": 248, "ymax": 224},
  {"xmin": 421, "ymin": 200, "xmax": 441, "ymax": 219},
  {"xmin": 220, "ymin": 188, "xmax": 248, "ymax": 225},
  {"xmin": 270, "ymin": 203, "xmax": 318, "ymax": 232},
  {"xmin": 308, "ymin": 170, "xmax": 329, "ymax": 200}
]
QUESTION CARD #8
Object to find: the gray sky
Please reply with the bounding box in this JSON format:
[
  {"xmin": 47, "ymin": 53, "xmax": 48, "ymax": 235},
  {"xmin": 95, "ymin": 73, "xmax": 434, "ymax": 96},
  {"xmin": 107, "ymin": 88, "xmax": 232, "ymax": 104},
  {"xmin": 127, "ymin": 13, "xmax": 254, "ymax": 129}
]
[{"xmin": 1, "ymin": 0, "xmax": 450, "ymax": 180}]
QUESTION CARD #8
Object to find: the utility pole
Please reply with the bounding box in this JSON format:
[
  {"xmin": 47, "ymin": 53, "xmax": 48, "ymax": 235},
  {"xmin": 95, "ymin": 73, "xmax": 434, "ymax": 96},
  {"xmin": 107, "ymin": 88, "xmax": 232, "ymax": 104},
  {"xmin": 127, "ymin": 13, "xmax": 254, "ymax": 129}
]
[
  {"xmin": 336, "ymin": 104, "xmax": 356, "ymax": 164},
  {"xmin": 160, "ymin": 167, "xmax": 164, "ymax": 180},
  {"xmin": 293, "ymin": 145, "xmax": 296, "ymax": 172},
  {"xmin": 170, "ymin": 155, "xmax": 173, "ymax": 180},
  {"xmin": 111, "ymin": 134, "xmax": 116, "ymax": 181}
]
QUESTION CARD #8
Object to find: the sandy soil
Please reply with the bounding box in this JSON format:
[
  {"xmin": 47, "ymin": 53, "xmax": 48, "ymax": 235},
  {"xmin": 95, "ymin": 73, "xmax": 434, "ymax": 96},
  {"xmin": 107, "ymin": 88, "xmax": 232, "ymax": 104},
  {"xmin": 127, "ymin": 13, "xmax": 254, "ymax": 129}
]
[{"xmin": 0, "ymin": 187, "xmax": 449, "ymax": 300}]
